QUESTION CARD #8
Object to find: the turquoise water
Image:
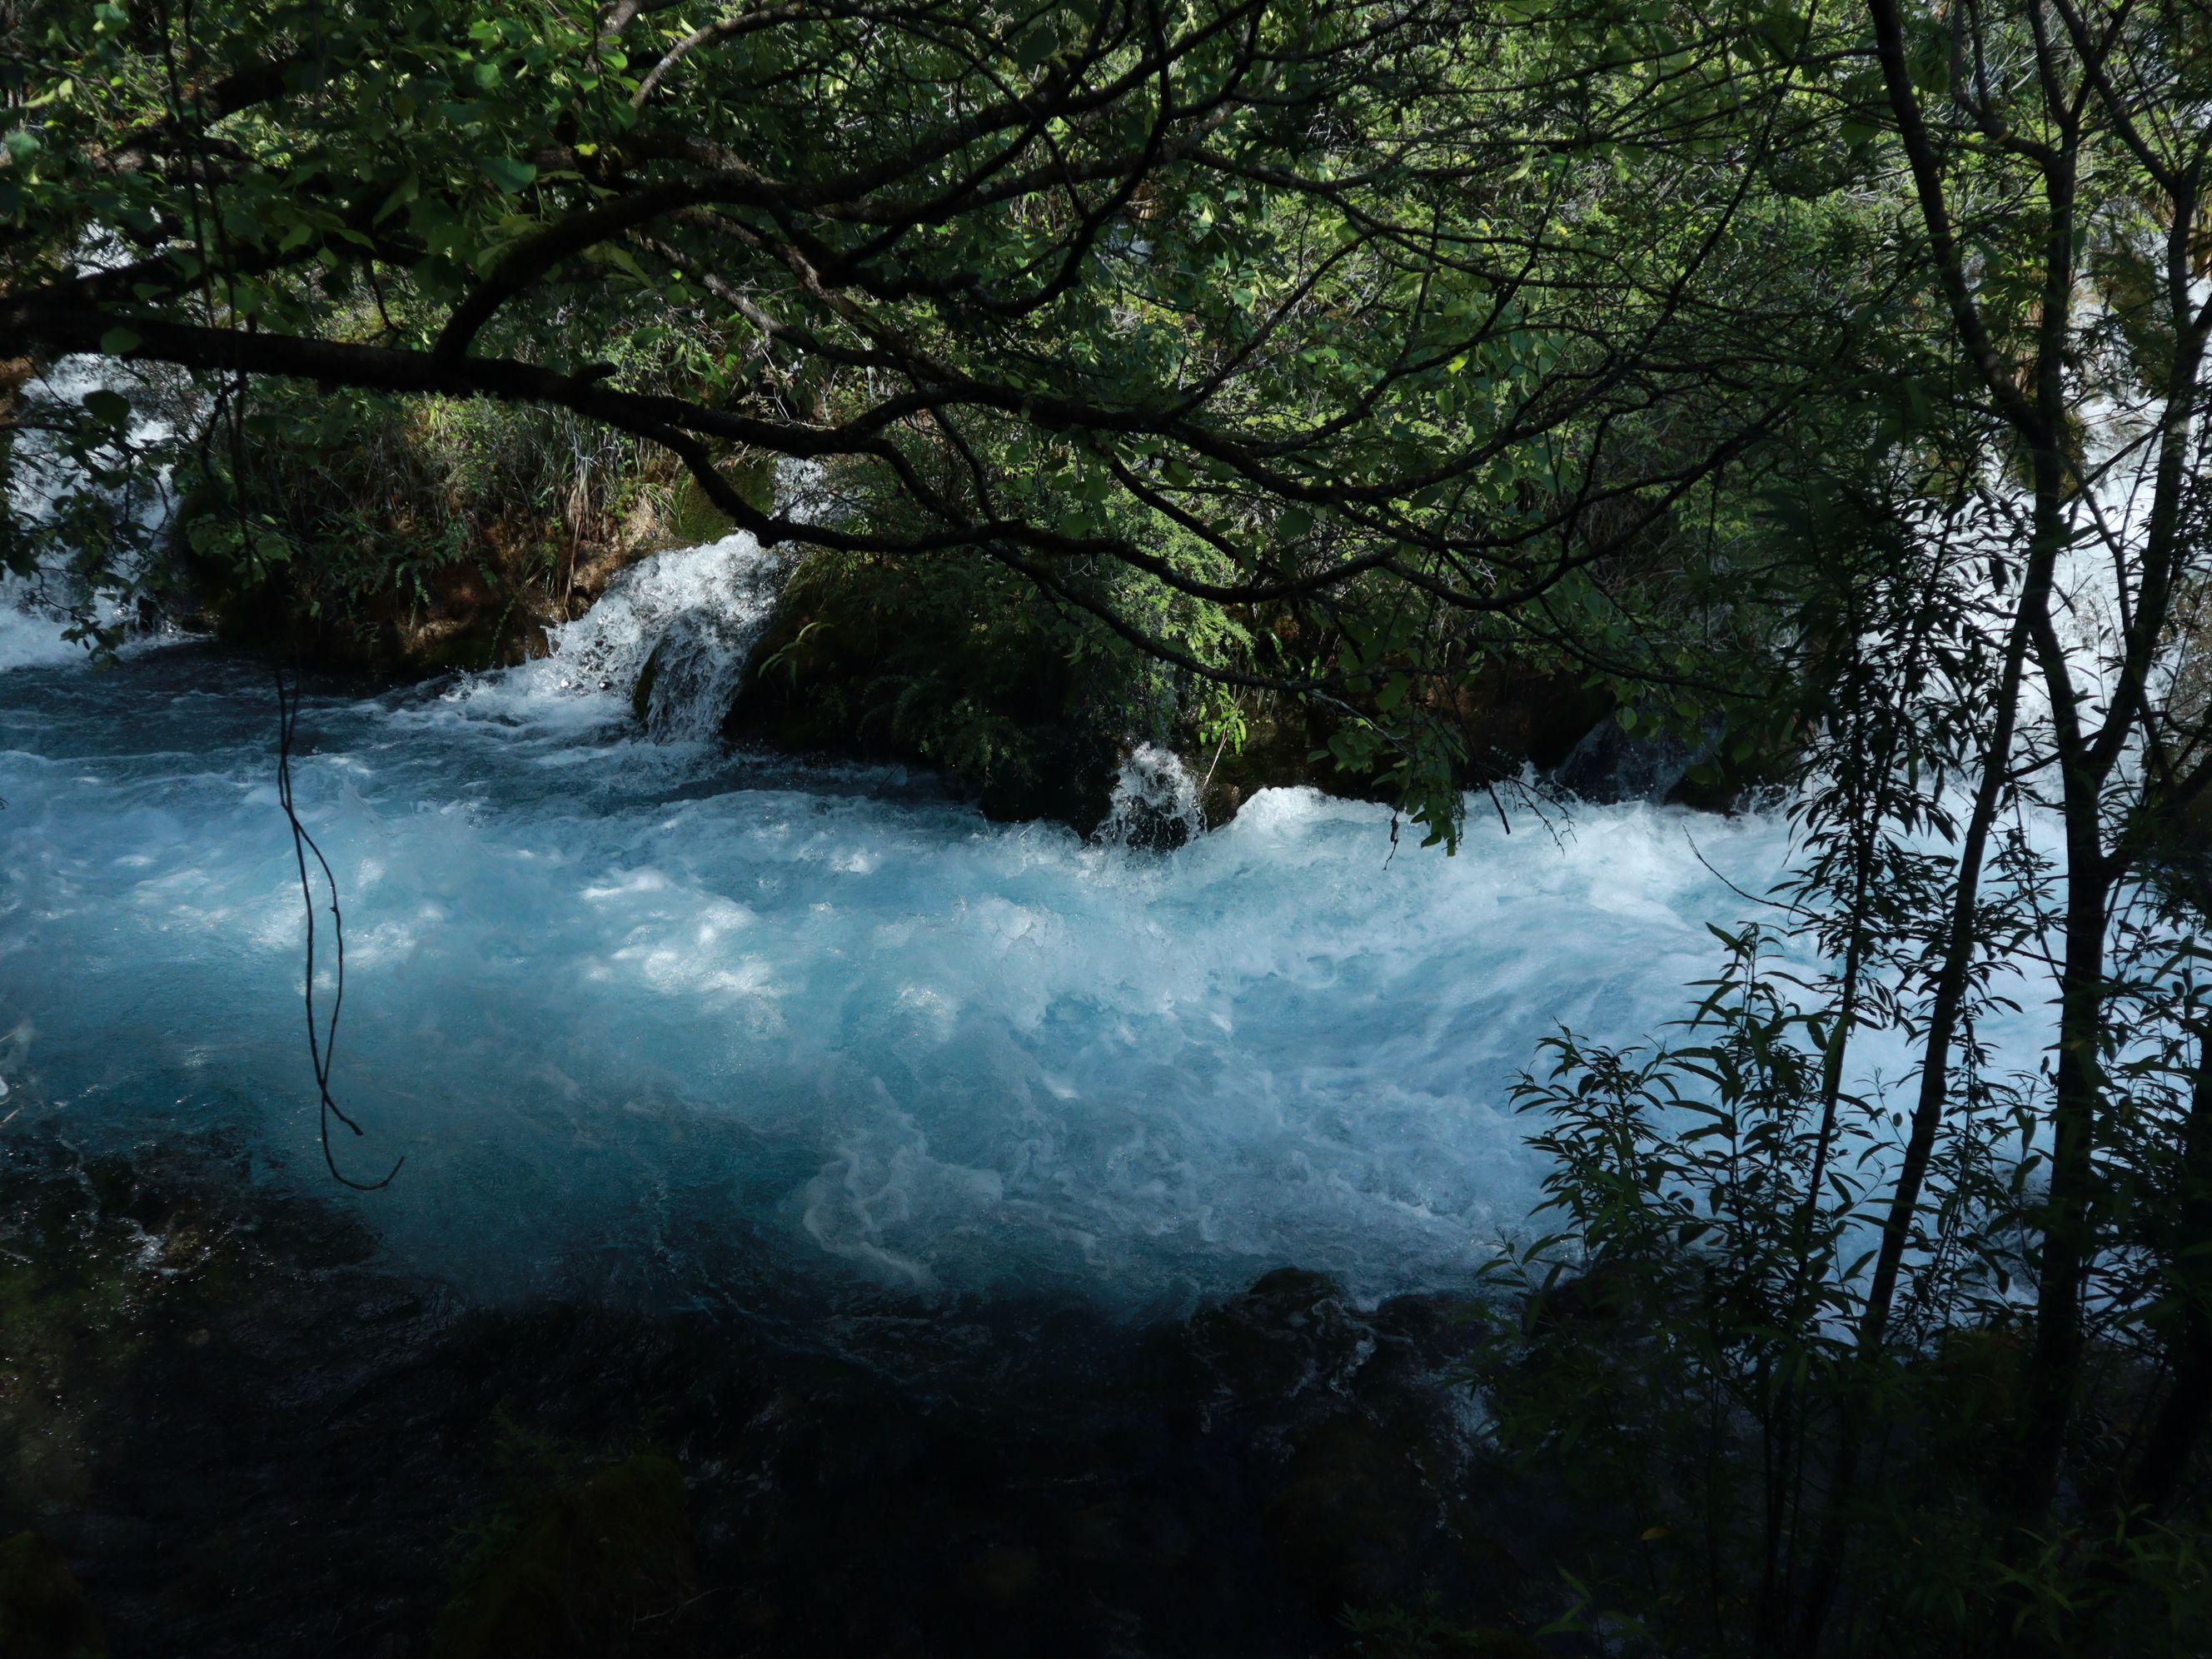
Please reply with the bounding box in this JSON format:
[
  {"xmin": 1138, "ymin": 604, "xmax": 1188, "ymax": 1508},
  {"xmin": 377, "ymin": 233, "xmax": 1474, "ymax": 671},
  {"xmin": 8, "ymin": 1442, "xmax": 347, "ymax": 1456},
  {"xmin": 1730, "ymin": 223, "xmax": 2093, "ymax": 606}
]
[{"xmin": 0, "ymin": 542, "xmax": 1805, "ymax": 1314}]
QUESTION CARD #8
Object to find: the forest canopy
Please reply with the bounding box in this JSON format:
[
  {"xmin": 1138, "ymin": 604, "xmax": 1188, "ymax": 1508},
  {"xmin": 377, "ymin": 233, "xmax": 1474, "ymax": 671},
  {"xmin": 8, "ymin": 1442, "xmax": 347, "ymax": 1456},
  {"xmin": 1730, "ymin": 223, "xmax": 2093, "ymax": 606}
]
[
  {"xmin": 3, "ymin": 0, "xmax": 1919, "ymax": 832},
  {"xmin": 7, "ymin": 0, "xmax": 2212, "ymax": 1651}
]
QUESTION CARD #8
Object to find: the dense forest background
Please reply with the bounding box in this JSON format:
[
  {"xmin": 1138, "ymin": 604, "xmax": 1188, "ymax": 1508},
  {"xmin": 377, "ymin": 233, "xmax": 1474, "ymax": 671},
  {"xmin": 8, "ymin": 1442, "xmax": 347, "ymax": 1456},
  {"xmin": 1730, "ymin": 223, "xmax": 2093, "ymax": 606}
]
[{"xmin": 6, "ymin": 0, "xmax": 2212, "ymax": 1650}]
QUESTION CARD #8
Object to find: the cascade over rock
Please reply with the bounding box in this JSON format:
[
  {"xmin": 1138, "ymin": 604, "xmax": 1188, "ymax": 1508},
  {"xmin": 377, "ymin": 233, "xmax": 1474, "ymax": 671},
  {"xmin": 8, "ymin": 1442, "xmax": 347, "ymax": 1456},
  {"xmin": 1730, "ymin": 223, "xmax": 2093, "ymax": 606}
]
[
  {"xmin": 1098, "ymin": 745, "xmax": 1208, "ymax": 851},
  {"xmin": 538, "ymin": 532, "xmax": 788, "ymax": 741}
]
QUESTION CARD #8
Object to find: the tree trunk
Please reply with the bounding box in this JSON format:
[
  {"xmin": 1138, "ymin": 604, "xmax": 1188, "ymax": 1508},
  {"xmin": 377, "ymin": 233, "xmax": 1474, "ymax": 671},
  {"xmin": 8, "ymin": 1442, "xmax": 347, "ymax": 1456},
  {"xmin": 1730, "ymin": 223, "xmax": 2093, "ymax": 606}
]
[
  {"xmin": 1792, "ymin": 597, "xmax": 2031, "ymax": 1654},
  {"xmin": 2125, "ymin": 1029, "xmax": 2212, "ymax": 1521}
]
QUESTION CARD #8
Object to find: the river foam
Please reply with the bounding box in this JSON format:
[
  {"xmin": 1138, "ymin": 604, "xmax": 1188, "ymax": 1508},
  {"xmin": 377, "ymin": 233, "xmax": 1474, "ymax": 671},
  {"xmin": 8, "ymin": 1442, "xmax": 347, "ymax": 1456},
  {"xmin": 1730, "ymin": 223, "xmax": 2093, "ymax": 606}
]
[
  {"xmin": 0, "ymin": 539, "xmax": 1843, "ymax": 1313},
  {"xmin": 0, "ymin": 578, "xmax": 85, "ymax": 672}
]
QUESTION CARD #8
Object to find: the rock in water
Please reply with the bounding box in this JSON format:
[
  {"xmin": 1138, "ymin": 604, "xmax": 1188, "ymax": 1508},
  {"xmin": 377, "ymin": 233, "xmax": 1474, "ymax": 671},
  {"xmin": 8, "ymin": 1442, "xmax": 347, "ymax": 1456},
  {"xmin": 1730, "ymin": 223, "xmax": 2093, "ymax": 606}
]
[{"xmin": 1095, "ymin": 744, "xmax": 1206, "ymax": 851}]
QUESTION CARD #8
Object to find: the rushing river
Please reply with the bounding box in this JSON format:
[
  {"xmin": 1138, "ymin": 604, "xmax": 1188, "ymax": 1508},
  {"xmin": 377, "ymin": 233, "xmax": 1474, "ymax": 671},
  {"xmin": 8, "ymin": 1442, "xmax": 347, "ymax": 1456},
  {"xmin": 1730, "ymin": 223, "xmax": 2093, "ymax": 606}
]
[{"xmin": 0, "ymin": 536, "xmax": 1811, "ymax": 1317}]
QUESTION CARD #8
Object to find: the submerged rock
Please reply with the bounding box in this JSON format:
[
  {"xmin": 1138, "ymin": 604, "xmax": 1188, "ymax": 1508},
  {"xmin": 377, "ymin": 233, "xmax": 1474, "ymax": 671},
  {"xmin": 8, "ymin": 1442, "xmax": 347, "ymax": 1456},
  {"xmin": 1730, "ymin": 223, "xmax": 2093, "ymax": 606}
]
[
  {"xmin": 1168, "ymin": 1268, "xmax": 1520, "ymax": 1629},
  {"xmin": 1552, "ymin": 715, "xmax": 1704, "ymax": 805}
]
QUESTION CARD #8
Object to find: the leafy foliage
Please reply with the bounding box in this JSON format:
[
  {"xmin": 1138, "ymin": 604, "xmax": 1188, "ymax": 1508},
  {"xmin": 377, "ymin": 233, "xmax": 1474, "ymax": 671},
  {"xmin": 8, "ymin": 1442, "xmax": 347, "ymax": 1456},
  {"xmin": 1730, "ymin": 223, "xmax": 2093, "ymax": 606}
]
[{"xmin": 1, "ymin": 0, "xmax": 1893, "ymax": 836}]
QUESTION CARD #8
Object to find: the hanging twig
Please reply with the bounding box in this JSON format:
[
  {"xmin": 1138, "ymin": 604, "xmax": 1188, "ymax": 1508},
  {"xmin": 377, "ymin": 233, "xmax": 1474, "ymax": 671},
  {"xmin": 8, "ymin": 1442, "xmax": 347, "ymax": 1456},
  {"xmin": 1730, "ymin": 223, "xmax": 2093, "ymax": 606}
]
[{"xmin": 274, "ymin": 668, "xmax": 401, "ymax": 1191}]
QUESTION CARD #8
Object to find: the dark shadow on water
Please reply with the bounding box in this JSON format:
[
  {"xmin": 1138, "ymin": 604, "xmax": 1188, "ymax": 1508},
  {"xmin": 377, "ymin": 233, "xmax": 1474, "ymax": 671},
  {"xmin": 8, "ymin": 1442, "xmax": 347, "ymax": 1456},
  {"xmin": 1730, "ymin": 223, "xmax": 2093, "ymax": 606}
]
[{"xmin": 0, "ymin": 1126, "xmax": 1572, "ymax": 1657}]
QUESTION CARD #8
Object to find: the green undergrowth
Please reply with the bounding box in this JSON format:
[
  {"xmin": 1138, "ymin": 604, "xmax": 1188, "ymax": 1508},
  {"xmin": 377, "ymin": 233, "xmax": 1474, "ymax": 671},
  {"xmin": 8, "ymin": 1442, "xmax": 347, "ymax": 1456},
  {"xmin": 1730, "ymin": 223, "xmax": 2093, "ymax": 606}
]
[
  {"xmin": 1442, "ymin": 927, "xmax": 2212, "ymax": 1658},
  {"xmin": 0, "ymin": 1531, "xmax": 107, "ymax": 1659},
  {"xmin": 433, "ymin": 1417, "xmax": 698, "ymax": 1659},
  {"xmin": 179, "ymin": 385, "xmax": 680, "ymax": 670},
  {"xmin": 167, "ymin": 308, "xmax": 772, "ymax": 672}
]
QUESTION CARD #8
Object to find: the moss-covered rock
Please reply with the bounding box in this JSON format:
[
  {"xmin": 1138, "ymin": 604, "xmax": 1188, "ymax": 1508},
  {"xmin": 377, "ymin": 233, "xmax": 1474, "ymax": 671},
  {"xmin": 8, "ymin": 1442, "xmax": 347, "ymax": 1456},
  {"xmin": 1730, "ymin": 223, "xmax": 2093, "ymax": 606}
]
[
  {"xmin": 725, "ymin": 542, "xmax": 1645, "ymax": 835},
  {"xmin": 432, "ymin": 1452, "xmax": 699, "ymax": 1659},
  {"xmin": 0, "ymin": 1152, "xmax": 190, "ymax": 1522},
  {"xmin": 172, "ymin": 386, "xmax": 776, "ymax": 678},
  {"xmin": 0, "ymin": 1532, "xmax": 107, "ymax": 1659},
  {"xmin": 725, "ymin": 550, "xmax": 1130, "ymax": 829}
]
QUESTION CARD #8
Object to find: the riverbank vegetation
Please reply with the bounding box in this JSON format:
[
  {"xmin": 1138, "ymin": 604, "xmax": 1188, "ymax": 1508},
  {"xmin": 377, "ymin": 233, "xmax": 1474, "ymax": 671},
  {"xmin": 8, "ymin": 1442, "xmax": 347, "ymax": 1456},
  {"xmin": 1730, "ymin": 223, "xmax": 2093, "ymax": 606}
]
[{"xmin": 5, "ymin": 0, "xmax": 2212, "ymax": 1651}]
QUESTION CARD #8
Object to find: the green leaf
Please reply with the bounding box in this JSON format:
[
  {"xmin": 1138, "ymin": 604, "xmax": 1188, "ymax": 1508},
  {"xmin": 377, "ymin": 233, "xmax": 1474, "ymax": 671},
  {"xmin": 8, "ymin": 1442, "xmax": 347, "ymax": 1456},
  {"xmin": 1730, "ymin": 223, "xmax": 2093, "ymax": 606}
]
[
  {"xmin": 478, "ymin": 155, "xmax": 538, "ymax": 194},
  {"xmin": 1011, "ymin": 22, "xmax": 1059, "ymax": 70},
  {"xmin": 97, "ymin": 327, "xmax": 142, "ymax": 356},
  {"xmin": 82, "ymin": 388, "xmax": 131, "ymax": 425}
]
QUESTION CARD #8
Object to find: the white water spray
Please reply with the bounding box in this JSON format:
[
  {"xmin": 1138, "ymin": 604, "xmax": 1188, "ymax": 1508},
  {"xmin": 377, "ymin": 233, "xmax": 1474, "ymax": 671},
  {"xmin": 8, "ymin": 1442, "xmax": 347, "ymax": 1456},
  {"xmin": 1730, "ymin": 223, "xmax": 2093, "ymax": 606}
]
[{"xmin": 536, "ymin": 532, "xmax": 787, "ymax": 739}]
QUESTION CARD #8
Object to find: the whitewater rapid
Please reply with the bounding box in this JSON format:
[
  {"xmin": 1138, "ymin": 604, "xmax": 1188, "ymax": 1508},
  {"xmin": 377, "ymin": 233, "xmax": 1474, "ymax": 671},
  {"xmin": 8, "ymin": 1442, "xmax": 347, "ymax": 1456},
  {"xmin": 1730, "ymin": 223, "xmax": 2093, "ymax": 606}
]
[{"xmin": 2, "ymin": 537, "xmax": 1861, "ymax": 1313}]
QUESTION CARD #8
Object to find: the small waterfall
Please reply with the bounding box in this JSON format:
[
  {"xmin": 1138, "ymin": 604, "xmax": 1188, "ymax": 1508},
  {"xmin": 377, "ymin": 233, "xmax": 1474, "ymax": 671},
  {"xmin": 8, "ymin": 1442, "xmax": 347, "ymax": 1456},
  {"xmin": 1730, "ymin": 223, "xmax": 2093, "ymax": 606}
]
[
  {"xmin": 1096, "ymin": 743, "xmax": 1207, "ymax": 850},
  {"xmin": 0, "ymin": 575, "xmax": 85, "ymax": 672},
  {"xmin": 538, "ymin": 532, "xmax": 787, "ymax": 740}
]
